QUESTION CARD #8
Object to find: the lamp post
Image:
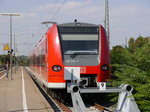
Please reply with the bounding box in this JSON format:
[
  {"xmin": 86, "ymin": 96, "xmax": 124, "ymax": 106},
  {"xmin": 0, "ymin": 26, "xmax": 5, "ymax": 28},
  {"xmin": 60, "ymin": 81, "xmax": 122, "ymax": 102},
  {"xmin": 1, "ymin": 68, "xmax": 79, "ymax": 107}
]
[
  {"xmin": 1, "ymin": 13, "xmax": 20, "ymax": 80},
  {"xmin": 13, "ymin": 34, "xmax": 16, "ymax": 73}
]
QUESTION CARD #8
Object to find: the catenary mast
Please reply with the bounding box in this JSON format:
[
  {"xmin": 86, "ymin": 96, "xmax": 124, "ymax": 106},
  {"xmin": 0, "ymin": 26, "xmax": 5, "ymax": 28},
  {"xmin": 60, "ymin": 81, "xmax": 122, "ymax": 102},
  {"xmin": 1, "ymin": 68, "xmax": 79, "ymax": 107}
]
[{"xmin": 105, "ymin": 0, "xmax": 110, "ymax": 43}]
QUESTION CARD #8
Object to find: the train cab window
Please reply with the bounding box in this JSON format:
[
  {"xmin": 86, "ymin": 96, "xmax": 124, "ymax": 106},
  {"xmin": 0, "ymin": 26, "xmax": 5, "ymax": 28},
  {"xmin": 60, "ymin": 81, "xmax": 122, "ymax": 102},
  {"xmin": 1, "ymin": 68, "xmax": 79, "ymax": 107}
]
[{"xmin": 58, "ymin": 27, "xmax": 99, "ymax": 55}]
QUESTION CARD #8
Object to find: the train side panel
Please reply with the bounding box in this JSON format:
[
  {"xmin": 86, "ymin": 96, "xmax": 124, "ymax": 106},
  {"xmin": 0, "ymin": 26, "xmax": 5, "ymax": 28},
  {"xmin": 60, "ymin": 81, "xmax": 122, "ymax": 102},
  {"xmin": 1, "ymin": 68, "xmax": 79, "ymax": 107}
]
[
  {"xmin": 97, "ymin": 25, "xmax": 110, "ymax": 82},
  {"xmin": 40, "ymin": 37, "xmax": 48, "ymax": 84},
  {"xmin": 29, "ymin": 36, "xmax": 48, "ymax": 87},
  {"xmin": 47, "ymin": 24, "xmax": 65, "ymax": 88}
]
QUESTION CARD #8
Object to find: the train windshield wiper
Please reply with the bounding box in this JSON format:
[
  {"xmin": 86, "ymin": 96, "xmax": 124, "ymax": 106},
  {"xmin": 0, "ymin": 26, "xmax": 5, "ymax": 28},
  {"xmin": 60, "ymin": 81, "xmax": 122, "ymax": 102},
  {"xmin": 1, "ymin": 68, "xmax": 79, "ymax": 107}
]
[{"xmin": 70, "ymin": 51, "xmax": 97, "ymax": 58}]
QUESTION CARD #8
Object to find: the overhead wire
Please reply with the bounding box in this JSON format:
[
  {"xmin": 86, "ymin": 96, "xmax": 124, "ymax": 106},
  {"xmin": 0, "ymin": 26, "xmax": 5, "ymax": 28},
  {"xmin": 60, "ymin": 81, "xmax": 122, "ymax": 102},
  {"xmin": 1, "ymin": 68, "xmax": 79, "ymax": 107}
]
[
  {"xmin": 50, "ymin": 0, "xmax": 66, "ymax": 21},
  {"xmin": 26, "ymin": 0, "xmax": 57, "ymax": 51},
  {"xmin": 25, "ymin": 0, "xmax": 66, "ymax": 55},
  {"xmin": 39, "ymin": 0, "xmax": 66, "ymax": 29},
  {"xmin": 37, "ymin": 0, "xmax": 66, "ymax": 32},
  {"xmin": 46, "ymin": 0, "xmax": 58, "ymax": 21},
  {"xmin": 34, "ymin": 0, "xmax": 60, "ymax": 38}
]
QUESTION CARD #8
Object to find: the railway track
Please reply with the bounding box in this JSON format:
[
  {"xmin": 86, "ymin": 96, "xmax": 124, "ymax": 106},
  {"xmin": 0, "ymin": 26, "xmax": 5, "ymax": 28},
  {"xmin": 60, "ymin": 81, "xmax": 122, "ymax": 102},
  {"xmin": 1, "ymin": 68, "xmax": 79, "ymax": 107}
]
[
  {"xmin": 66, "ymin": 101, "xmax": 112, "ymax": 112},
  {"xmin": 94, "ymin": 103, "xmax": 112, "ymax": 112},
  {"xmin": 0, "ymin": 65, "xmax": 5, "ymax": 73},
  {"xmin": 0, "ymin": 65, "xmax": 6, "ymax": 76},
  {"xmin": 0, "ymin": 66, "xmax": 6, "ymax": 80},
  {"xmin": 25, "ymin": 67, "xmax": 113, "ymax": 112},
  {"xmin": 54, "ymin": 99, "xmax": 72, "ymax": 112}
]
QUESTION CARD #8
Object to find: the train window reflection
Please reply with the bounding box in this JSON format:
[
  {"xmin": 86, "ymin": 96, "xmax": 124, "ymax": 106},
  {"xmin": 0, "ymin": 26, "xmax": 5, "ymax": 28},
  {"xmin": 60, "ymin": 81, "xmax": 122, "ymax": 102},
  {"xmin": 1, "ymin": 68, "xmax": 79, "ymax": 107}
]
[{"xmin": 60, "ymin": 34, "xmax": 99, "ymax": 55}]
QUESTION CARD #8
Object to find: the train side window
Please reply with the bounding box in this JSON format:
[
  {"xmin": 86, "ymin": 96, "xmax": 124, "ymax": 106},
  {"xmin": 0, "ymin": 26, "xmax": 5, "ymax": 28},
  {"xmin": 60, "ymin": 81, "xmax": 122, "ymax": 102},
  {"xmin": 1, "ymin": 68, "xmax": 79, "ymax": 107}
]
[{"xmin": 45, "ymin": 38, "xmax": 47, "ymax": 54}]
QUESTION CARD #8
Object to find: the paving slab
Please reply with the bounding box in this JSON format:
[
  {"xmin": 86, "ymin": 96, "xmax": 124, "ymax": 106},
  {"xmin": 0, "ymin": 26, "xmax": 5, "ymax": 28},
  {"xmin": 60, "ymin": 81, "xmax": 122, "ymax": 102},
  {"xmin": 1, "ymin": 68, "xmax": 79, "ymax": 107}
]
[{"xmin": 0, "ymin": 66, "xmax": 54, "ymax": 112}]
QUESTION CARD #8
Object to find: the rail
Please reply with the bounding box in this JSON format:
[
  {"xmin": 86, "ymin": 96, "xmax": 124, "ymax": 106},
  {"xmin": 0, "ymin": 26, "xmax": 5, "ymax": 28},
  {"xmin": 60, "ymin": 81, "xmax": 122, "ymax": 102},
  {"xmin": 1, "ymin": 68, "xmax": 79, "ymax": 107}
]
[
  {"xmin": 25, "ymin": 67, "xmax": 141, "ymax": 112},
  {"xmin": 0, "ymin": 65, "xmax": 5, "ymax": 73},
  {"xmin": 64, "ymin": 67, "xmax": 140, "ymax": 112}
]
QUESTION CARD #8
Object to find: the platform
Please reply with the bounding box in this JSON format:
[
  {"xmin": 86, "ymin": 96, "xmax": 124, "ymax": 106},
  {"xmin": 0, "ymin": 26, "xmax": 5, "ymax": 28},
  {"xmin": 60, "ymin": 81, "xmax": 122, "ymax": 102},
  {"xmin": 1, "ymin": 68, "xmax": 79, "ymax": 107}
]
[{"xmin": 0, "ymin": 66, "xmax": 54, "ymax": 112}]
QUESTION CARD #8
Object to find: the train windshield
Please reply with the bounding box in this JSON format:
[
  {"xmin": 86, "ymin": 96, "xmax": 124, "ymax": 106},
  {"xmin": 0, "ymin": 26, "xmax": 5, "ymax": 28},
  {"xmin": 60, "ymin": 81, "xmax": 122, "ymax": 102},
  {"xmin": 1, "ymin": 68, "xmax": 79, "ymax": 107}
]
[{"xmin": 59, "ymin": 27, "xmax": 99, "ymax": 55}]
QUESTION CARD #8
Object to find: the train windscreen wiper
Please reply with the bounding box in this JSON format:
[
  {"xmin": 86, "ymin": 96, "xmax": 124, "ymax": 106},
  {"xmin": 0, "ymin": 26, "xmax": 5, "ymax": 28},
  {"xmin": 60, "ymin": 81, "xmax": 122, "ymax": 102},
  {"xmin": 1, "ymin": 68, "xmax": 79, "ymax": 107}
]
[{"xmin": 70, "ymin": 51, "xmax": 97, "ymax": 58}]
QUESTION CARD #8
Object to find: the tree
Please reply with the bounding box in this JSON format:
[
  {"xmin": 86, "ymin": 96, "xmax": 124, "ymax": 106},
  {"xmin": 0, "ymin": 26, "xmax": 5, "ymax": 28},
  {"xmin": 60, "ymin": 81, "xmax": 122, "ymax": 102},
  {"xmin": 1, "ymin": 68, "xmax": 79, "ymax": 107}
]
[
  {"xmin": 0, "ymin": 54, "xmax": 10, "ymax": 64},
  {"xmin": 111, "ymin": 45, "xmax": 128, "ymax": 64},
  {"xmin": 128, "ymin": 37, "xmax": 135, "ymax": 52},
  {"xmin": 135, "ymin": 36, "xmax": 146, "ymax": 48},
  {"xmin": 111, "ymin": 36, "xmax": 150, "ymax": 112}
]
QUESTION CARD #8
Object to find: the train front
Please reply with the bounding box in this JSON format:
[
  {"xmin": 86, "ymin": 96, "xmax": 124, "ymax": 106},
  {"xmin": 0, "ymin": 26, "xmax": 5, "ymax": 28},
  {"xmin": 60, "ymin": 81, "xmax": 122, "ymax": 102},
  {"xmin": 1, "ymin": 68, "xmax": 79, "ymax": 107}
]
[{"xmin": 47, "ymin": 22, "xmax": 111, "ymax": 88}]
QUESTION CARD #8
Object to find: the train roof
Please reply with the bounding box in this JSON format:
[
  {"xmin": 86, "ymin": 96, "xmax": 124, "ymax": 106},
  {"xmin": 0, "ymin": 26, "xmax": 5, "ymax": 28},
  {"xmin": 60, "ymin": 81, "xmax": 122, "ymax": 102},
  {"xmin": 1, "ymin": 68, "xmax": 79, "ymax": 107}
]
[{"xmin": 58, "ymin": 22, "xmax": 99, "ymax": 27}]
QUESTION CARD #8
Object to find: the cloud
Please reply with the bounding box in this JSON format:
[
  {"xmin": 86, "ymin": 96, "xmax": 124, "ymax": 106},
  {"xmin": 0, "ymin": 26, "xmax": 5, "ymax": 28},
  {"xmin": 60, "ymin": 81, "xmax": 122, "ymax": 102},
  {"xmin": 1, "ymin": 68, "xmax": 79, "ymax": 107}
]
[
  {"xmin": 110, "ymin": 4, "xmax": 150, "ymax": 28},
  {"xmin": 111, "ymin": 5, "xmax": 144, "ymax": 17},
  {"xmin": 110, "ymin": 4, "xmax": 148, "ymax": 25},
  {"xmin": 31, "ymin": 1, "xmax": 104, "ymax": 23},
  {"xmin": 21, "ymin": 12, "xmax": 37, "ymax": 18},
  {"xmin": 108, "ymin": 4, "xmax": 150, "ymax": 47},
  {"xmin": 63, "ymin": 2, "xmax": 103, "ymax": 15},
  {"xmin": 1, "ymin": 0, "xmax": 150, "ymax": 55},
  {"xmin": 17, "ymin": 2, "xmax": 150, "ymax": 48}
]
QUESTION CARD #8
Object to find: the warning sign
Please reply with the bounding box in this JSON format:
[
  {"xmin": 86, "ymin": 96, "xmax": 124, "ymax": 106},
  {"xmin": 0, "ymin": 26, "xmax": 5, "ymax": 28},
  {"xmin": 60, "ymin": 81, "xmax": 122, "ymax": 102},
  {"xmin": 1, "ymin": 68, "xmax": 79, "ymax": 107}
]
[{"xmin": 3, "ymin": 44, "xmax": 10, "ymax": 50}]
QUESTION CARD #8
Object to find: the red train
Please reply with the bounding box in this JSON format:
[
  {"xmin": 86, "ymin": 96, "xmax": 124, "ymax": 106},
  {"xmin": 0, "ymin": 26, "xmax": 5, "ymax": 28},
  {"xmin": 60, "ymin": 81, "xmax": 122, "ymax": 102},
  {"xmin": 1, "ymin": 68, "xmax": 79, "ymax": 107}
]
[{"xmin": 29, "ymin": 22, "xmax": 111, "ymax": 89}]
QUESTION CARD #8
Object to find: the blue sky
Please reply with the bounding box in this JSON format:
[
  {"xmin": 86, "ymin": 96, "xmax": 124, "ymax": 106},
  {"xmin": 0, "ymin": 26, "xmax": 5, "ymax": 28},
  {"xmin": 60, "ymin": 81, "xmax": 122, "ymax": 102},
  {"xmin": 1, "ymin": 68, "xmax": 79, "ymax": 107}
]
[{"xmin": 0, "ymin": 0, "xmax": 150, "ymax": 55}]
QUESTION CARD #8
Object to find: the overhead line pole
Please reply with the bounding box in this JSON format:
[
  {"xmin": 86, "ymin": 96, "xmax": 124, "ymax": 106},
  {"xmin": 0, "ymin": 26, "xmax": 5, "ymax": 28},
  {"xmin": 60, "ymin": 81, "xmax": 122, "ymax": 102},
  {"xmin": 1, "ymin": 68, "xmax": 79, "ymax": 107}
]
[
  {"xmin": 14, "ymin": 34, "xmax": 16, "ymax": 73},
  {"xmin": 104, "ymin": 0, "xmax": 110, "ymax": 44},
  {"xmin": 1, "ymin": 13, "xmax": 20, "ymax": 80}
]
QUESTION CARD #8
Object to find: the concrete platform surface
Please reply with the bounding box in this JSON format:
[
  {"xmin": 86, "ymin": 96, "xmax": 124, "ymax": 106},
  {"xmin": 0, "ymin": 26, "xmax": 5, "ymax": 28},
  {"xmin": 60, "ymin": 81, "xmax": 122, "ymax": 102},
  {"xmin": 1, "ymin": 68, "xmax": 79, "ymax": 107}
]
[{"xmin": 0, "ymin": 66, "xmax": 54, "ymax": 112}]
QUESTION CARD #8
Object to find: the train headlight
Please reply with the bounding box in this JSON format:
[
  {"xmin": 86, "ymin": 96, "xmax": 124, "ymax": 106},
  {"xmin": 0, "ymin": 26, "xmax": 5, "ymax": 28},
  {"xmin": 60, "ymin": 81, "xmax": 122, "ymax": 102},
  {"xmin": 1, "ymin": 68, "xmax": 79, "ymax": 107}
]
[
  {"xmin": 101, "ymin": 65, "xmax": 109, "ymax": 71},
  {"xmin": 52, "ymin": 65, "xmax": 62, "ymax": 72}
]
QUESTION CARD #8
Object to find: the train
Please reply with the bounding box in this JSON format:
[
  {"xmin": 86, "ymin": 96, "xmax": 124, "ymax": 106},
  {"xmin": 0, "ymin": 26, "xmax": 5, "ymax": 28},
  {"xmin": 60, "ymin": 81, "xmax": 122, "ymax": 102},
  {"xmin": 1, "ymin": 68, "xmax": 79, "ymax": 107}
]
[{"xmin": 29, "ymin": 21, "xmax": 111, "ymax": 89}]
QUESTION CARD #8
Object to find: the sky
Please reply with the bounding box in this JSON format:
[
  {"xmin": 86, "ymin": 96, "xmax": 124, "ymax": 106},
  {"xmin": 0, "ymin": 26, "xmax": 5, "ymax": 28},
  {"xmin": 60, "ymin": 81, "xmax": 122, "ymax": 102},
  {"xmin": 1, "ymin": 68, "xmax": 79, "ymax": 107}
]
[{"xmin": 0, "ymin": 0, "xmax": 150, "ymax": 56}]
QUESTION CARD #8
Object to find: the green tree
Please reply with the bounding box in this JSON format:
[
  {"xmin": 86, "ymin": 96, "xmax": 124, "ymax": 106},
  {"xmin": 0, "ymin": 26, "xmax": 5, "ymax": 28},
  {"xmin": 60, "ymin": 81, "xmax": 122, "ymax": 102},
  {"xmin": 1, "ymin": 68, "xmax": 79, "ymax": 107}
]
[
  {"xmin": 111, "ymin": 36, "xmax": 150, "ymax": 112},
  {"xmin": 0, "ymin": 54, "xmax": 10, "ymax": 64},
  {"xmin": 128, "ymin": 37, "xmax": 135, "ymax": 53},
  {"xmin": 111, "ymin": 45, "xmax": 129, "ymax": 64},
  {"xmin": 135, "ymin": 36, "xmax": 145, "ymax": 48}
]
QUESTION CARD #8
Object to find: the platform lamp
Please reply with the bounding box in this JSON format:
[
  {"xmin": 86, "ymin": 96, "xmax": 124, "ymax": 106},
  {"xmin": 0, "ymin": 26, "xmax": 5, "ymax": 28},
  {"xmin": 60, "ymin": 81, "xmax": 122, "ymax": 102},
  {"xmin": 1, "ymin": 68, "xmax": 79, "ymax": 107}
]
[{"xmin": 1, "ymin": 13, "xmax": 20, "ymax": 80}]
